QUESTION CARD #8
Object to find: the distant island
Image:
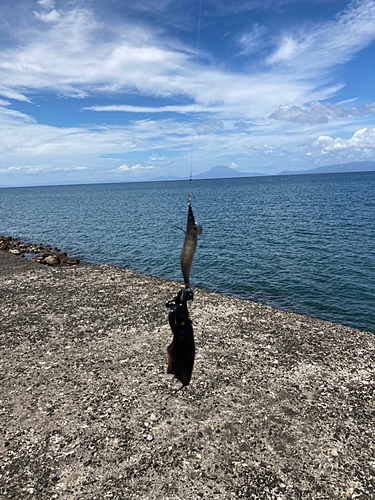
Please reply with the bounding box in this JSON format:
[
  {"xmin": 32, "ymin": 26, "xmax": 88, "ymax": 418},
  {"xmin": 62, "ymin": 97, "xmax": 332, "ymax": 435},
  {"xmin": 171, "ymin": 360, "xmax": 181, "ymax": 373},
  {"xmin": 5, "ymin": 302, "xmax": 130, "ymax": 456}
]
[
  {"xmin": 5, "ymin": 161, "xmax": 374, "ymax": 189},
  {"xmin": 278, "ymin": 161, "xmax": 375, "ymax": 176},
  {"xmin": 150, "ymin": 161, "xmax": 375, "ymax": 182},
  {"xmin": 149, "ymin": 165, "xmax": 265, "ymax": 182}
]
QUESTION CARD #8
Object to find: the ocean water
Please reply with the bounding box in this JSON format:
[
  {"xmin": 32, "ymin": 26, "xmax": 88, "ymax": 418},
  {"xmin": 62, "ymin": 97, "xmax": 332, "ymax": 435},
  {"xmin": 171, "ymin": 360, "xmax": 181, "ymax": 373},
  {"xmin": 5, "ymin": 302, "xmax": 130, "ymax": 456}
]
[{"xmin": 1, "ymin": 172, "xmax": 374, "ymax": 333}]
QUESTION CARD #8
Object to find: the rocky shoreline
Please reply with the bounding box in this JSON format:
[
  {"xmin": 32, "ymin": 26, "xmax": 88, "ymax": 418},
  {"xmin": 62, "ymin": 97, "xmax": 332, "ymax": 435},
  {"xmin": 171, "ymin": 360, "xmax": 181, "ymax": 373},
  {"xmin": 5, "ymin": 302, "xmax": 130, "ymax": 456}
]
[
  {"xmin": 0, "ymin": 251, "xmax": 374, "ymax": 499},
  {"xmin": 0, "ymin": 235, "xmax": 80, "ymax": 266}
]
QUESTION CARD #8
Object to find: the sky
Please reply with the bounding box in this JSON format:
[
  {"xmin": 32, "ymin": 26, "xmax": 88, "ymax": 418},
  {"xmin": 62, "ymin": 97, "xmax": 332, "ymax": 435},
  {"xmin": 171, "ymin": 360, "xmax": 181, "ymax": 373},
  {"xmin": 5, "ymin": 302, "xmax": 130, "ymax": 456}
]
[{"xmin": 1, "ymin": 0, "xmax": 375, "ymax": 186}]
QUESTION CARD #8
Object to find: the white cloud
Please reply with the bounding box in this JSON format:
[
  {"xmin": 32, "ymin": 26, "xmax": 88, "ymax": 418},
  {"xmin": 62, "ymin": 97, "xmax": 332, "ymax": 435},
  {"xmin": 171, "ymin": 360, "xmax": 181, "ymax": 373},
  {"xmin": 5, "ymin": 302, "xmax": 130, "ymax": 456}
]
[
  {"xmin": 85, "ymin": 104, "xmax": 210, "ymax": 114},
  {"xmin": 0, "ymin": 87, "xmax": 31, "ymax": 102},
  {"xmin": 194, "ymin": 121, "xmax": 224, "ymax": 135},
  {"xmin": 148, "ymin": 154, "xmax": 168, "ymax": 161},
  {"xmin": 336, "ymin": 97, "xmax": 359, "ymax": 106},
  {"xmin": 0, "ymin": 166, "xmax": 21, "ymax": 173},
  {"xmin": 1, "ymin": 1, "xmax": 373, "ymax": 118},
  {"xmin": 267, "ymin": 0, "xmax": 375, "ymax": 75},
  {"xmin": 236, "ymin": 24, "xmax": 266, "ymax": 55},
  {"xmin": 234, "ymin": 121, "xmax": 249, "ymax": 130},
  {"xmin": 252, "ymin": 143, "xmax": 276, "ymax": 154},
  {"xmin": 270, "ymin": 101, "xmax": 375, "ymax": 124},
  {"xmin": 0, "ymin": 164, "xmax": 88, "ymax": 174},
  {"xmin": 314, "ymin": 127, "xmax": 375, "ymax": 153},
  {"xmin": 26, "ymin": 165, "xmax": 89, "ymax": 173},
  {"xmin": 34, "ymin": 9, "xmax": 61, "ymax": 23},
  {"xmin": 111, "ymin": 163, "xmax": 155, "ymax": 173},
  {"xmin": 267, "ymin": 36, "xmax": 298, "ymax": 64},
  {"xmin": 0, "ymin": 100, "xmax": 36, "ymax": 123},
  {"xmin": 37, "ymin": 0, "xmax": 55, "ymax": 8}
]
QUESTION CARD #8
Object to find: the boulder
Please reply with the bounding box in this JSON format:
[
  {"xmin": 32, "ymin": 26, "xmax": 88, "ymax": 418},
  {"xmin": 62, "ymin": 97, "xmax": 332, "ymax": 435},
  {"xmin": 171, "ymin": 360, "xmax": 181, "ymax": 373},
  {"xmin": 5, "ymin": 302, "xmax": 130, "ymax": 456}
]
[
  {"xmin": 9, "ymin": 249, "xmax": 22, "ymax": 255},
  {"xmin": 44, "ymin": 255, "xmax": 60, "ymax": 266},
  {"xmin": 56, "ymin": 252, "xmax": 68, "ymax": 264}
]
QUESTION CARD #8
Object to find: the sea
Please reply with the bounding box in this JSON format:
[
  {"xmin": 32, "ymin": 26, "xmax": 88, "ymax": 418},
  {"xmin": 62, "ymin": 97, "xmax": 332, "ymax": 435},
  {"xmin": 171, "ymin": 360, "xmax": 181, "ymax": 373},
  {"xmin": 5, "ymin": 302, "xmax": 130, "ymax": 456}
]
[{"xmin": 1, "ymin": 171, "xmax": 374, "ymax": 334}]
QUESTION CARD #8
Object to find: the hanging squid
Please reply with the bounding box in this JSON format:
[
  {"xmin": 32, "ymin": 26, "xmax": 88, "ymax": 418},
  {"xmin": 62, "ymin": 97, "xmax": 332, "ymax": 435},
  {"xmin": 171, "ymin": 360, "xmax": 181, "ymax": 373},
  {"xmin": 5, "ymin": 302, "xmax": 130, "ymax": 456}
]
[
  {"xmin": 180, "ymin": 195, "xmax": 202, "ymax": 286},
  {"xmin": 166, "ymin": 195, "xmax": 202, "ymax": 386}
]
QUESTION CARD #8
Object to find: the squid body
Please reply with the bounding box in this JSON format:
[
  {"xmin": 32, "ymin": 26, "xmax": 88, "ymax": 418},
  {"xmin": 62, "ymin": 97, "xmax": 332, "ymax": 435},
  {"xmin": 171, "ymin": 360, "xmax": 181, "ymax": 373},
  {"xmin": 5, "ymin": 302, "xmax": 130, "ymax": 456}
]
[{"xmin": 180, "ymin": 202, "xmax": 202, "ymax": 286}]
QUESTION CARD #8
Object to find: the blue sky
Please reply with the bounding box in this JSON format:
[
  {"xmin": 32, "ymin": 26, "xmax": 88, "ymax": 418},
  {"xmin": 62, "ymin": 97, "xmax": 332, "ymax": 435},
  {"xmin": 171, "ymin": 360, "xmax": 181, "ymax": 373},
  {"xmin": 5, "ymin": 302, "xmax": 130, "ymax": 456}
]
[{"xmin": 1, "ymin": 0, "xmax": 375, "ymax": 186}]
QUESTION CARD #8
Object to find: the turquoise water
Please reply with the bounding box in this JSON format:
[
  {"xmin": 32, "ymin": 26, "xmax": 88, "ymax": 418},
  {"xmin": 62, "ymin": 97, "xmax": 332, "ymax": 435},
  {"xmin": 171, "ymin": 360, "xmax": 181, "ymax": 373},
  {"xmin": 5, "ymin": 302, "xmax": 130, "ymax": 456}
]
[{"xmin": 1, "ymin": 172, "xmax": 374, "ymax": 333}]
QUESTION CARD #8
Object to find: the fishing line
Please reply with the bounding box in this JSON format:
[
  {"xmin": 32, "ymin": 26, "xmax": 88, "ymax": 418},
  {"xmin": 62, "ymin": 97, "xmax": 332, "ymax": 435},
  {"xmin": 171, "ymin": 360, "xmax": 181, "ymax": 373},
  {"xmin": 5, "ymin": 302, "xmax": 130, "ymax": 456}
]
[
  {"xmin": 189, "ymin": 0, "xmax": 203, "ymax": 186},
  {"xmin": 165, "ymin": 0, "xmax": 203, "ymax": 389}
]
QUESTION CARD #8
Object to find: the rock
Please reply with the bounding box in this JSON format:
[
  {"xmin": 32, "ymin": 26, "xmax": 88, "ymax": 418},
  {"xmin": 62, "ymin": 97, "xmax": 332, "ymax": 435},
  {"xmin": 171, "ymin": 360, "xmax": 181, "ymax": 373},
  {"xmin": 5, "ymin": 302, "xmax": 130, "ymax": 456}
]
[
  {"xmin": 66, "ymin": 258, "xmax": 80, "ymax": 265},
  {"xmin": 44, "ymin": 255, "xmax": 60, "ymax": 266},
  {"xmin": 1, "ymin": 235, "xmax": 79, "ymax": 266},
  {"xmin": 56, "ymin": 252, "xmax": 68, "ymax": 264}
]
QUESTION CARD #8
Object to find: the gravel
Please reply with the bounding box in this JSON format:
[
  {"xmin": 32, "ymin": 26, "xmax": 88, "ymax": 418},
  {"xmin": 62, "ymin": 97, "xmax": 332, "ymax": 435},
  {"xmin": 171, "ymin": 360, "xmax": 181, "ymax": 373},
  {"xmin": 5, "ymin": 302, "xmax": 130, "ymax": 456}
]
[{"xmin": 0, "ymin": 251, "xmax": 374, "ymax": 499}]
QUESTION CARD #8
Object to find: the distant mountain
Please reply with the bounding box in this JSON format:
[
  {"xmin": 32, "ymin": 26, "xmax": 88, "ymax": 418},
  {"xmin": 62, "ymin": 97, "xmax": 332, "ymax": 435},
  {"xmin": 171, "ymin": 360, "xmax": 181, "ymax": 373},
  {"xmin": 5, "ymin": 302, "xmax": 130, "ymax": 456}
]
[
  {"xmin": 278, "ymin": 161, "xmax": 375, "ymax": 176},
  {"xmin": 194, "ymin": 165, "xmax": 265, "ymax": 179},
  {"xmin": 146, "ymin": 160, "xmax": 375, "ymax": 183}
]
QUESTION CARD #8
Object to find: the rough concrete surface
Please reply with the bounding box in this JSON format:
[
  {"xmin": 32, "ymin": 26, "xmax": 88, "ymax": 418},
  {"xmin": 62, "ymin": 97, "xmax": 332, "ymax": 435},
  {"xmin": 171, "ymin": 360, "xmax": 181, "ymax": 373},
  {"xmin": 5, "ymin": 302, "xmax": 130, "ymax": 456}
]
[{"xmin": 0, "ymin": 251, "xmax": 374, "ymax": 499}]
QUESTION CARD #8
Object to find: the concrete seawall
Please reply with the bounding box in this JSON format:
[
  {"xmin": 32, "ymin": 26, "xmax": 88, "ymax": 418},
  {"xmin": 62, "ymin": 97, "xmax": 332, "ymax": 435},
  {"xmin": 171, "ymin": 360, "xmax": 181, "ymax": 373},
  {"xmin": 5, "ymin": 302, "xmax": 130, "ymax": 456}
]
[{"xmin": 1, "ymin": 251, "xmax": 374, "ymax": 499}]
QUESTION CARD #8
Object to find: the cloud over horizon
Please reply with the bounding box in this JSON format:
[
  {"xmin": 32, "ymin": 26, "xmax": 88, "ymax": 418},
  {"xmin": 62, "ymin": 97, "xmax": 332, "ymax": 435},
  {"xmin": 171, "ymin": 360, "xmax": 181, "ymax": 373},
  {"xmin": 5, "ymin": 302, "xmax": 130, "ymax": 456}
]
[{"xmin": 314, "ymin": 127, "xmax": 375, "ymax": 154}]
